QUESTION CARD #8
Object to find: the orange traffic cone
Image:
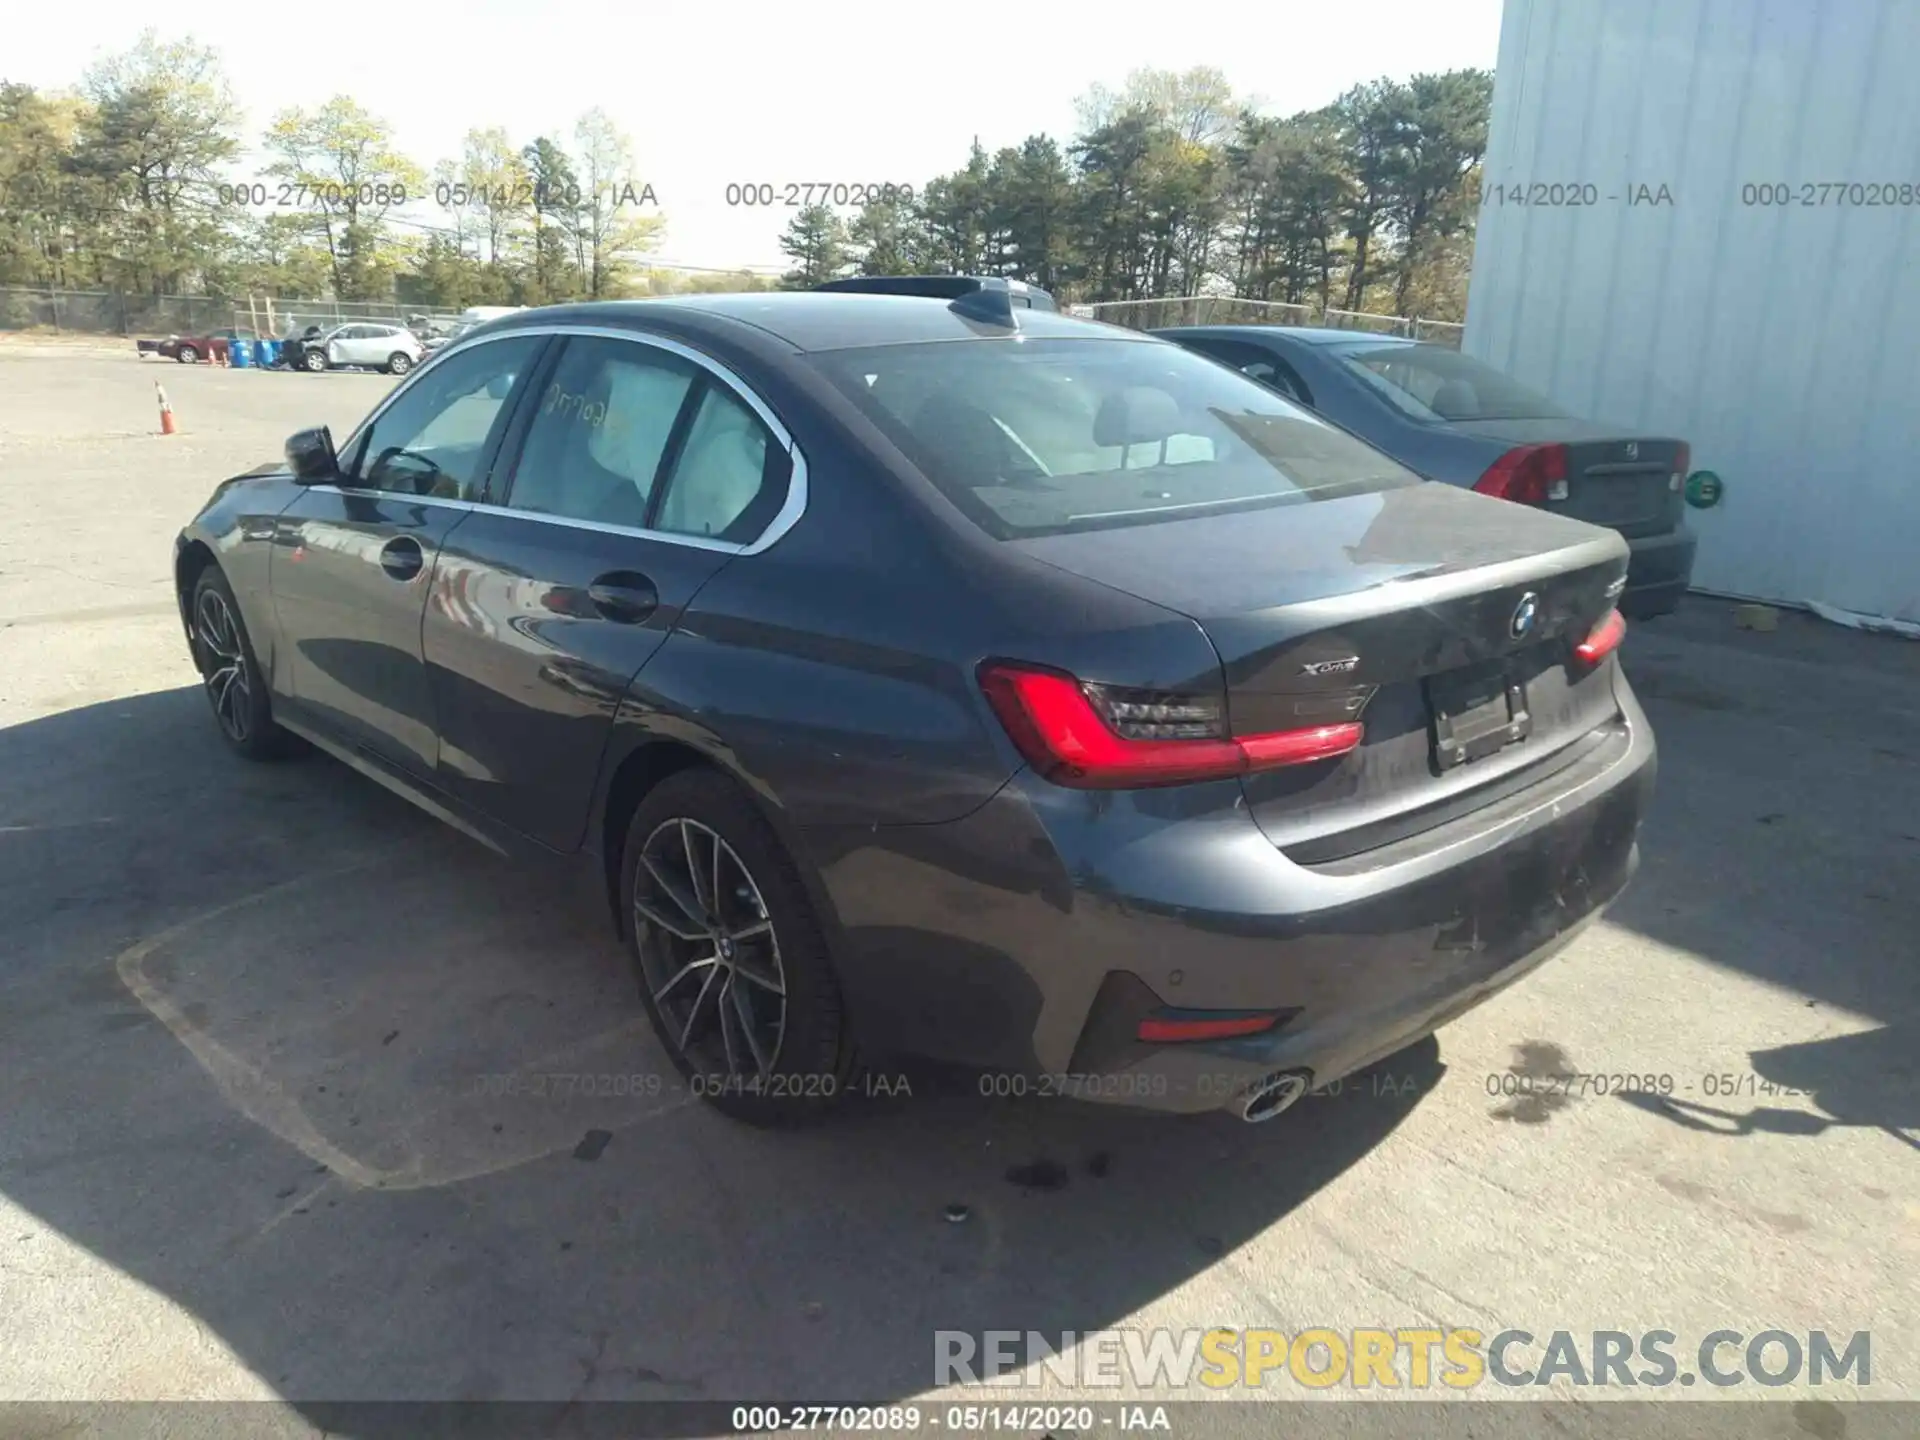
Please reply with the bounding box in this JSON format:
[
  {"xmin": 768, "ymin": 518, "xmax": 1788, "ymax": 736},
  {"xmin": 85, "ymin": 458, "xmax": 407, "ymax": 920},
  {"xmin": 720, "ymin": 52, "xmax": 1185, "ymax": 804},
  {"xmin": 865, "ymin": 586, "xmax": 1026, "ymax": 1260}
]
[{"xmin": 156, "ymin": 382, "xmax": 178, "ymax": 436}]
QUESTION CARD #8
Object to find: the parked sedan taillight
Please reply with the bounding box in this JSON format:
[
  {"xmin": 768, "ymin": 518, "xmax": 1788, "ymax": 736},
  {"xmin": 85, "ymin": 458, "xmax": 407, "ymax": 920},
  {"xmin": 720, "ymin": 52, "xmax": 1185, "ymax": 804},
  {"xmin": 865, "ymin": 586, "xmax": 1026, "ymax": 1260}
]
[
  {"xmin": 1669, "ymin": 441, "xmax": 1691, "ymax": 492},
  {"xmin": 1475, "ymin": 443, "xmax": 1570, "ymax": 504},
  {"xmin": 977, "ymin": 662, "xmax": 1363, "ymax": 789}
]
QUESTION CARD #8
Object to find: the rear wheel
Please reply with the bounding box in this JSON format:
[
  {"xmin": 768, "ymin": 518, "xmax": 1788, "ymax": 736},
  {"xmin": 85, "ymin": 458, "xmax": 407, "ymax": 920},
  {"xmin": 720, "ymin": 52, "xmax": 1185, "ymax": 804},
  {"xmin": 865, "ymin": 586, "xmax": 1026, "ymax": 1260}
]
[
  {"xmin": 386, "ymin": 351, "xmax": 413, "ymax": 376},
  {"xmin": 176, "ymin": 345, "xmax": 198, "ymax": 364},
  {"xmin": 620, "ymin": 770, "xmax": 852, "ymax": 1124},
  {"xmin": 189, "ymin": 568, "xmax": 304, "ymax": 761}
]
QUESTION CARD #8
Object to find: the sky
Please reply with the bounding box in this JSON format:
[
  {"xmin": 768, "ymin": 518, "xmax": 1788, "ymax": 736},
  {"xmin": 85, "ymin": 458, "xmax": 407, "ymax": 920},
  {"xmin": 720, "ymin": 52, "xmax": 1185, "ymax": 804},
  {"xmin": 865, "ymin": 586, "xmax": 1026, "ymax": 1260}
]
[{"xmin": 7, "ymin": 0, "xmax": 1505, "ymax": 273}]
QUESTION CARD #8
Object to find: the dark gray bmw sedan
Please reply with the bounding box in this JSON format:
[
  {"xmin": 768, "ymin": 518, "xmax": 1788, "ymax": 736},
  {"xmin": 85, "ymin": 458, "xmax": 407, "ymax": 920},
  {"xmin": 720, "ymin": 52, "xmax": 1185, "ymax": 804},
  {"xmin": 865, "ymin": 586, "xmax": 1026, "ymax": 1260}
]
[{"xmin": 175, "ymin": 286, "xmax": 1656, "ymax": 1124}]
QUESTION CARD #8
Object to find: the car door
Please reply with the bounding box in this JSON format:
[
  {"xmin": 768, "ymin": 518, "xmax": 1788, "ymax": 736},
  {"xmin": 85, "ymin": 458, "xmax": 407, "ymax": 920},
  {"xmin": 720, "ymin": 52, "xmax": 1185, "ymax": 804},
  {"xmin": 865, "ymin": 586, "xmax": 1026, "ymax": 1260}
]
[
  {"xmin": 318, "ymin": 325, "xmax": 354, "ymax": 366},
  {"xmin": 338, "ymin": 325, "xmax": 381, "ymax": 367},
  {"xmin": 424, "ymin": 330, "xmax": 796, "ymax": 850},
  {"xmin": 269, "ymin": 333, "xmax": 550, "ymax": 777},
  {"xmin": 339, "ymin": 325, "xmax": 383, "ymax": 367}
]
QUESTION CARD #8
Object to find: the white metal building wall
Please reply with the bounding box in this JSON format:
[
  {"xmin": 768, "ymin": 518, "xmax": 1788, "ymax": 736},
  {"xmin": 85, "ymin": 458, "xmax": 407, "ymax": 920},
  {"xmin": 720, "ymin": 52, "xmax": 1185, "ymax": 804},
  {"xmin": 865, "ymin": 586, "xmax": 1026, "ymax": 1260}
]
[{"xmin": 1465, "ymin": 0, "xmax": 1920, "ymax": 624}]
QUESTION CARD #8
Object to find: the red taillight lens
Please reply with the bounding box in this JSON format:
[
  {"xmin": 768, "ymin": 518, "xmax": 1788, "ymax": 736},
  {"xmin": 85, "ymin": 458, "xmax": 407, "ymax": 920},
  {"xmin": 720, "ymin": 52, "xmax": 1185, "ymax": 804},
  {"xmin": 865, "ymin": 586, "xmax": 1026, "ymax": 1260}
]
[
  {"xmin": 1475, "ymin": 443, "xmax": 1568, "ymax": 504},
  {"xmin": 977, "ymin": 663, "xmax": 1363, "ymax": 789},
  {"xmin": 1574, "ymin": 608, "xmax": 1627, "ymax": 665},
  {"xmin": 1136, "ymin": 1010, "xmax": 1284, "ymax": 1044},
  {"xmin": 1669, "ymin": 441, "xmax": 1691, "ymax": 492}
]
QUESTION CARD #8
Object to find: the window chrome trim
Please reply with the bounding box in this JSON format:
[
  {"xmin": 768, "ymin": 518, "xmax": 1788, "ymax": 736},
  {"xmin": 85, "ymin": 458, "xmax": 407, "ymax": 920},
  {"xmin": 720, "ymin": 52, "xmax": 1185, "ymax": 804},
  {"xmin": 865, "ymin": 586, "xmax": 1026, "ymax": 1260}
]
[
  {"xmin": 331, "ymin": 321, "xmax": 808, "ymax": 557},
  {"xmin": 295, "ymin": 487, "xmax": 754, "ymax": 556}
]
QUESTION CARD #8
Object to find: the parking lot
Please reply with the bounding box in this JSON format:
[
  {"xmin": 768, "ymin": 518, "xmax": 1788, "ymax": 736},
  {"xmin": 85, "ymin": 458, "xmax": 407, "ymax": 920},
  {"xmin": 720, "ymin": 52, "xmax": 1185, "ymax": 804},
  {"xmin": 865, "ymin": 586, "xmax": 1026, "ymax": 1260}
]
[{"xmin": 1, "ymin": 345, "xmax": 1917, "ymax": 1433}]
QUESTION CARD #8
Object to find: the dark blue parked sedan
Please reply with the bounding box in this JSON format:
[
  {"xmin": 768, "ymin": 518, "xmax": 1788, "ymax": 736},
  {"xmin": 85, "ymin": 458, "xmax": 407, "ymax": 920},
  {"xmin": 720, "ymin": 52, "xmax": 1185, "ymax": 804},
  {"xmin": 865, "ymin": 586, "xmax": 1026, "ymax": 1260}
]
[
  {"xmin": 1156, "ymin": 326, "xmax": 1697, "ymax": 619},
  {"xmin": 174, "ymin": 285, "xmax": 1655, "ymax": 1125}
]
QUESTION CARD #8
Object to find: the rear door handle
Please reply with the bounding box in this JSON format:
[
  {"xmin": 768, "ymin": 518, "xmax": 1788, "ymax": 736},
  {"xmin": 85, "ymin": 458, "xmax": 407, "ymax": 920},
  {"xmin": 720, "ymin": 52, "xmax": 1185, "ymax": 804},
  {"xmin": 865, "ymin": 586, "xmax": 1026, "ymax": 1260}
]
[
  {"xmin": 379, "ymin": 536, "xmax": 424, "ymax": 581},
  {"xmin": 587, "ymin": 572, "xmax": 659, "ymax": 624}
]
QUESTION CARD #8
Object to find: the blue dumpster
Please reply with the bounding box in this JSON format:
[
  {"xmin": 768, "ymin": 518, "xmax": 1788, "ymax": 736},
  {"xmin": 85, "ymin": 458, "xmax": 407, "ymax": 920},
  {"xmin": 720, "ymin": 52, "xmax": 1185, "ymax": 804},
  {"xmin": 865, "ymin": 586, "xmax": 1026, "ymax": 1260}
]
[
  {"xmin": 230, "ymin": 339, "xmax": 252, "ymax": 369},
  {"xmin": 257, "ymin": 340, "xmax": 279, "ymax": 368}
]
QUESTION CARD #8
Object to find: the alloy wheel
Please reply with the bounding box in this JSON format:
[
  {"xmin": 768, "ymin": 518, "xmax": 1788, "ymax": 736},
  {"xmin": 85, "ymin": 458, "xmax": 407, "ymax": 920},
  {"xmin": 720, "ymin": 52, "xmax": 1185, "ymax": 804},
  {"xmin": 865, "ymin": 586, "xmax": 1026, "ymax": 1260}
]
[
  {"xmin": 194, "ymin": 588, "xmax": 251, "ymax": 743},
  {"xmin": 632, "ymin": 817, "xmax": 787, "ymax": 1080}
]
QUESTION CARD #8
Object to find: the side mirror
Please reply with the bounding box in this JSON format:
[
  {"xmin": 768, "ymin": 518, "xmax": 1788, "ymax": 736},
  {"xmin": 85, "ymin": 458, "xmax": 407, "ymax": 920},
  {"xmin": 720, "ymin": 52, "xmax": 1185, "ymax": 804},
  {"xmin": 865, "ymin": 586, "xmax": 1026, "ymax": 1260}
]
[
  {"xmin": 485, "ymin": 373, "xmax": 514, "ymax": 401},
  {"xmin": 285, "ymin": 426, "xmax": 338, "ymax": 483}
]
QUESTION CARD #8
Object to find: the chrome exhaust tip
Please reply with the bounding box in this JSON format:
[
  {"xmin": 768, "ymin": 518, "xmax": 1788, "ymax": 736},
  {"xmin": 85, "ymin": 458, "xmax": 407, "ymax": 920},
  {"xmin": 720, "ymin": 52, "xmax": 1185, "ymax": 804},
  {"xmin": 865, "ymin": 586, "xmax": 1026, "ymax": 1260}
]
[{"xmin": 1235, "ymin": 1069, "xmax": 1313, "ymax": 1123}]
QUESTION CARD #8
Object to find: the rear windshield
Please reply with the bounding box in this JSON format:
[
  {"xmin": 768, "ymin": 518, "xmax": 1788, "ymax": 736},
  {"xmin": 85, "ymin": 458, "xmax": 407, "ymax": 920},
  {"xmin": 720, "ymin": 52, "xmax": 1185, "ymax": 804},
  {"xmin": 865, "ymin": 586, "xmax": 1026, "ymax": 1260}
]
[
  {"xmin": 1333, "ymin": 342, "xmax": 1570, "ymax": 422},
  {"xmin": 810, "ymin": 338, "xmax": 1419, "ymax": 539}
]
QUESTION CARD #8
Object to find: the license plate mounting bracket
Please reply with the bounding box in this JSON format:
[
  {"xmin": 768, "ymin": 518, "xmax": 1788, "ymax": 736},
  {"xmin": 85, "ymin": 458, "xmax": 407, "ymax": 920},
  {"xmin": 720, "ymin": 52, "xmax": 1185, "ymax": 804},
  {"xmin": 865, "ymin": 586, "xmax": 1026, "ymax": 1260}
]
[{"xmin": 1427, "ymin": 660, "xmax": 1532, "ymax": 771}]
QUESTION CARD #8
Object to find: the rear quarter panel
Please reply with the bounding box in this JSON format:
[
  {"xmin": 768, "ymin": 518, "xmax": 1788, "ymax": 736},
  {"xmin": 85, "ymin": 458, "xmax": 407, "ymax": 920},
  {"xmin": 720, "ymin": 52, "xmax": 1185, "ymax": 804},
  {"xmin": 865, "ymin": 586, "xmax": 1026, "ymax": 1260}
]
[{"xmin": 600, "ymin": 479, "xmax": 1219, "ymax": 832}]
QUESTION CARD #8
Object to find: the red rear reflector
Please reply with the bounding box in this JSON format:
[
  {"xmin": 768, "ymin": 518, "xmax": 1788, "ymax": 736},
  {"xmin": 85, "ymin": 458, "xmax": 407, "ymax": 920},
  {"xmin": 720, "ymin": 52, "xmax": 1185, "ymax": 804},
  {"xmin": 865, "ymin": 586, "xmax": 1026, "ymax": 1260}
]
[
  {"xmin": 1575, "ymin": 608, "xmax": 1627, "ymax": 665},
  {"xmin": 977, "ymin": 663, "xmax": 1363, "ymax": 790},
  {"xmin": 1475, "ymin": 443, "xmax": 1568, "ymax": 505},
  {"xmin": 1137, "ymin": 1012, "xmax": 1282, "ymax": 1044},
  {"xmin": 1669, "ymin": 441, "xmax": 1691, "ymax": 492}
]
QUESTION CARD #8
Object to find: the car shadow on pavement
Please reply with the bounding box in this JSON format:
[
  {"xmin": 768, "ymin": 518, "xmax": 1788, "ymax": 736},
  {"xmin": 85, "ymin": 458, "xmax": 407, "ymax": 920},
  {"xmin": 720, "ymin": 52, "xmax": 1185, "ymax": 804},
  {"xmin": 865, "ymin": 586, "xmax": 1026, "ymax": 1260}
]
[
  {"xmin": 1602, "ymin": 602, "xmax": 1920, "ymax": 1146},
  {"xmin": 1616, "ymin": 1025, "xmax": 1920, "ymax": 1150},
  {"xmin": 0, "ymin": 685, "xmax": 1440, "ymax": 1423}
]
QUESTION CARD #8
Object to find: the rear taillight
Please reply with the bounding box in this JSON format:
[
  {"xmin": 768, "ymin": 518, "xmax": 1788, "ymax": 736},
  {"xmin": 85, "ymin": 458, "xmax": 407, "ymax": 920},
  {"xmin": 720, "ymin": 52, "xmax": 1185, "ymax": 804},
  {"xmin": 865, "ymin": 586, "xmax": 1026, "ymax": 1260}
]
[
  {"xmin": 1574, "ymin": 608, "xmax": 1627, "ymax": 666},
  {"xmin": 1475, "ymin": 443, "xmax": 1569, "ymax": 505},
  {"xmin": 977, "ymin": 662, "xmax": 1363, "ymax": 790},
  {"xmin": 1669, "ymin": 441, "xmax": 1691, "ymax": 492}
]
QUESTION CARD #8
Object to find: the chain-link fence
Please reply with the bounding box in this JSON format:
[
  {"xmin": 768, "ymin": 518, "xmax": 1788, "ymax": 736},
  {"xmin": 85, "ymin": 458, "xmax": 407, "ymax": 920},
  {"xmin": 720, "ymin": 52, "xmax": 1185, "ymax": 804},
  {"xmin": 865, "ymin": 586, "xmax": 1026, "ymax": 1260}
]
[
  {"xmin": 1080, "ymin": 296, "xmax": 1319, "ymax": 331},
  {"xmin": 1083, "ymin": 296, "xmax": 1465, "ymax": 349},
  {"xmin": 0, "ymin": 287, "xmax": 231, "ymax": 336},
  {"xmin": 1410, "ymin": 319, "xmax": 1465, "ymax": 347},
  {"xmin": 0, "ymin": 287, "xmax": 470, "ymax": 338},
  {"xmin": 236, "ymin": 298, "xmax": 468, "ymax": 338}
]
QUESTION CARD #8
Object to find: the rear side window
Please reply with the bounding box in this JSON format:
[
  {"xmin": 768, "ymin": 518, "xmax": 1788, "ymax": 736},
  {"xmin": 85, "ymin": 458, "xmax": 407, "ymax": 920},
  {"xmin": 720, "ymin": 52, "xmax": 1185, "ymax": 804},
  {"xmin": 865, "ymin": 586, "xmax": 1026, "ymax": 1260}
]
[
  {"xmin": 653, "ymin": 386, "xmax": 779, "ymax": 540},
  {"xmin": 503, "ymin": 336, "xmax": 790, "ymax": 543},
  {"xmin": 506, "ymin": 338, "xmax": 698, "ymax": 528},
  {"xmin": 1334, "ymin": 343, "xmax": 1569, "ymax": 422},
  {"xmin": 810, "ymin": 338, "xmax": 1417, "ymax": 539}
]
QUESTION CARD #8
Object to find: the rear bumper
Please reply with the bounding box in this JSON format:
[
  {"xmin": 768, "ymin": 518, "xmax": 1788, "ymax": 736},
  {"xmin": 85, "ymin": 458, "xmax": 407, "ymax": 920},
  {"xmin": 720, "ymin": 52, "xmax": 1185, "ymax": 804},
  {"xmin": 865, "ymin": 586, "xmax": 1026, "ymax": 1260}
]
[
  {"xmin": 807, "ymin": 667, "xmax": 1657, "ymax": 1115},
  {"xmin": 1621, "ymin": 526, "xmax": 1697, "ymax": 618}
]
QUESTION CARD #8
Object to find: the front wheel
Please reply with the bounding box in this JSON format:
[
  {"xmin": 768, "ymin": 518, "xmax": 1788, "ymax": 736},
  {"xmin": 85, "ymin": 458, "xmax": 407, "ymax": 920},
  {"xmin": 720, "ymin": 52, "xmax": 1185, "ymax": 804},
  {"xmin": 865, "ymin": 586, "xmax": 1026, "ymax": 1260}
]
[
  {"xmin": 303, "ymin": 349, "xmax": 327, "ymax": 372},
  {"xmin": 189, "ymin": 568, "xmax": 305, "ymax": 761},
  {"xmin": 386, "ymin": 351, "xmax": 413, "ymax": 375},
  {"xmin": 620, "ymin": 770, "xmax": 854, "ymax": 1124},
  {"xmin": 176, "ymin": 345, "xmax": 198, "ymax": 364}
]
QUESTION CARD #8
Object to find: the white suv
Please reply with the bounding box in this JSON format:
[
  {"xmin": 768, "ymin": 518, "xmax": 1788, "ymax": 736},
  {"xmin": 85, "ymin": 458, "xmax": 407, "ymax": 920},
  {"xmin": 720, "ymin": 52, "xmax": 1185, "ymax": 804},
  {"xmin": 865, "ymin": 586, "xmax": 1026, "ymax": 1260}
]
[{"xmin": 306, "ymin": 323, "xmax": 425, "ymax": 375}]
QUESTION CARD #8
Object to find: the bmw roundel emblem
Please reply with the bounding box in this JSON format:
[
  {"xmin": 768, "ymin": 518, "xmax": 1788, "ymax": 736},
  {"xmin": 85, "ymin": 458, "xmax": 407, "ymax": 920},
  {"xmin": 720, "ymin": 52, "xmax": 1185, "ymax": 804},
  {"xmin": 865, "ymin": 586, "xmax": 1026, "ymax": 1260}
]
[{"xmin": 1510, "ymin": 591, "xmax": 1540, "ymax": 639}]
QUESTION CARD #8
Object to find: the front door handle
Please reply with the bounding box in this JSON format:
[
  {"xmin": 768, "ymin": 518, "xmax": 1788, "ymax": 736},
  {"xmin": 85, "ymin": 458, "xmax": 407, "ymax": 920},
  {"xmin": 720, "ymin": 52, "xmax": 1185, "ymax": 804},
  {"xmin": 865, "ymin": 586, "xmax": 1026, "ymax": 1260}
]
[
  {"xmin": 587, "ymin": 572, "xmax": 659, "ymax": 624},
  {"xmin": 379, "ymin": 536, "xmax": 424, "ymax": 581}
]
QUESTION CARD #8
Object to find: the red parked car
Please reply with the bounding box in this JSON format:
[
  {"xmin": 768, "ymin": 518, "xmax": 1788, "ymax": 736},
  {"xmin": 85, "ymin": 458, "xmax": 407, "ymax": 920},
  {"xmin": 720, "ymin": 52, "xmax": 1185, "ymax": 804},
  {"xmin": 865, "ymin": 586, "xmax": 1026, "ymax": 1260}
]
[{"xmin": 140, "ymin": 327, "xmax": 260, "ymax": 364}]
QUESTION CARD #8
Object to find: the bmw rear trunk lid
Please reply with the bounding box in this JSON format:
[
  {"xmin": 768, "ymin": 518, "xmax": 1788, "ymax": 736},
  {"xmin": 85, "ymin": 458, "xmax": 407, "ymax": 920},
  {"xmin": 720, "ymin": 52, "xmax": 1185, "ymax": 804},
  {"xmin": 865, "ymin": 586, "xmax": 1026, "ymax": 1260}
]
[{"xmin": 1012, "ymin": 482, "xmax": 1631, "ymax": 859}]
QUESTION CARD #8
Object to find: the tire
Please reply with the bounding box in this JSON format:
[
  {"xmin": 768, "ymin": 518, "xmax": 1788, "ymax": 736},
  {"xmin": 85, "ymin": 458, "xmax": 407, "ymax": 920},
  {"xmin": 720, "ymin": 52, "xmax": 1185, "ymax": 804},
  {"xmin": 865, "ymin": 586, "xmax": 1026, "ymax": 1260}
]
[
  {"xmin": 619, "ymin": 769, "xmax": 854, "ymax": 1124},
  {"xmin": 386, "ymin": 352, "xmax": 413, "ymax": 376},
  {"xmin": 303, "ymin": 349, "xmax": 328, "ymax": 372},
  {"xmin": 188, "ymin": 567, "xmax": 305, "ymax": 761},
  {"xmin": 176, "ymin": 345, "xmax": 198, "ymax": 364}
]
